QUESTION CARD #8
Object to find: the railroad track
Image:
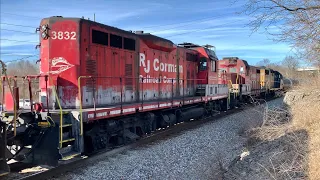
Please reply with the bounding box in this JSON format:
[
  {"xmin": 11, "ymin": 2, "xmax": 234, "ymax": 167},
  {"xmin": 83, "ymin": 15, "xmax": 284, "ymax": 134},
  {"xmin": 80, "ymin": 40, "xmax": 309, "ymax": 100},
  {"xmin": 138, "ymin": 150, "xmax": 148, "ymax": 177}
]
[{"xmin": 4, "ymin": 97, "xmax": 278, "ymax": 180}]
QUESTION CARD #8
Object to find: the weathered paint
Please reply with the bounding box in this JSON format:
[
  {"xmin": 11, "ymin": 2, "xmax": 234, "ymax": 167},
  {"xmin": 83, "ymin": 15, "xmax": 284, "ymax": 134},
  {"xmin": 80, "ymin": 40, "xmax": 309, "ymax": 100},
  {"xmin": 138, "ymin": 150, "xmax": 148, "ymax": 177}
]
[
  {"xmin": 39, "ymin": 17, "xmax": 80, "ymax": 108},
  {"xmin": 38, "ymin": 17, "xmax": 230, "ymax": 121}
]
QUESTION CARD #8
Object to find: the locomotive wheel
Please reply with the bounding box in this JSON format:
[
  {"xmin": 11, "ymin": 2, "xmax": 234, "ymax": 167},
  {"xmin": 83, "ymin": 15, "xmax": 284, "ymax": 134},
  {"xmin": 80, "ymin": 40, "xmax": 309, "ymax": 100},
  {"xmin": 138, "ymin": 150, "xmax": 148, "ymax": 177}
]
[
  {"xmin": 167, "ymin": 114, "xmax": 177, "ymax": 126},
  {"xmin": 175, "ymin": 110, "xmax": 183, "ymax": 123},
  {"xmin": 151, "ymin": 119, "xmax": 157, "ymax": 132},
  {"xmin": 159, "ymin": 114, "xmax": 177, "ymax": 128},
  {"xmin": 160, "ymin": 114, "xmax": 170, "ymax": 128},
  {"xmin": 145, "ymin": 113, "xmax": 157, "ymax": 134}
]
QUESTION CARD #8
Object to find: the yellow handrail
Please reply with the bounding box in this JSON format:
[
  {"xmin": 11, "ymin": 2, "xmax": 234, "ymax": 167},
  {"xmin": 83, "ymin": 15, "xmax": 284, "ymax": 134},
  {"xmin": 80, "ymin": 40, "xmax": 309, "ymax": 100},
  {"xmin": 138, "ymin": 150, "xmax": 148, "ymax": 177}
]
[
  {"xmin": 78, "ymin": 76, "xmax": 91, "ymax": 136},
  {"xmin": 48, "ymin": 76, "xmax": 63, "ymax": 148}
]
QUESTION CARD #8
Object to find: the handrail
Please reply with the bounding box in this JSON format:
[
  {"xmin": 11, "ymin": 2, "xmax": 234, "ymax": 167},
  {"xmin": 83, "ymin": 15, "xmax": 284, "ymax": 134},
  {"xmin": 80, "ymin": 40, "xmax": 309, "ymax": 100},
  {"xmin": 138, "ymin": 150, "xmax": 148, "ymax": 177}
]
[
  {"xmin": 1, "ymin": 74, "xmax": 70, "ymax": 148},
  {"xmin": 77, "ymin": 76, "xmax": 206, "ymax": 123},
  {"xmin": 77, "ymin": 76, "xmax": 92, "ymax": 136},
  {"xmin": 48, "ymin": 76, "xmax": 64, "ymax": 148}
]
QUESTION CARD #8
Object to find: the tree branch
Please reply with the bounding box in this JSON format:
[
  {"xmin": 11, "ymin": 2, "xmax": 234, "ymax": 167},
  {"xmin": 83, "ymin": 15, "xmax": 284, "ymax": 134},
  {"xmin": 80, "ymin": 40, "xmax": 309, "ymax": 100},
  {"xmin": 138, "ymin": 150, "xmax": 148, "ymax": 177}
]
[{"xmin": 270, "ymin": 0, "xmax": 320, "ymax": 12}]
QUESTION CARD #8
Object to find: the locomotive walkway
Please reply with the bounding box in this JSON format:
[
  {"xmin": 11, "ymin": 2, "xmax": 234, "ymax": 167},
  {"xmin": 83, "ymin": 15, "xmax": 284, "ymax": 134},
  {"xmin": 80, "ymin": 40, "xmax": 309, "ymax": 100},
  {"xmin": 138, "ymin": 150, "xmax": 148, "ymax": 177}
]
[{"xmin": 43, "ymin": 98, "xmax": 283, "ymax": 180}]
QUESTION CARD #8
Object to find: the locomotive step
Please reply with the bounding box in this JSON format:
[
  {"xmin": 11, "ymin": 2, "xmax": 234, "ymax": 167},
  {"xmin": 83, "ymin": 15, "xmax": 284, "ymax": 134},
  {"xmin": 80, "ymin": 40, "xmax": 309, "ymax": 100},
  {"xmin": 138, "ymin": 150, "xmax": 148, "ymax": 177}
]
[
  {"xmin": 61, "ymin": 138, "xmax": 75, "ymax": 143},
  {"xmin": 59, "ymin": 145, "xmax": 80, "ymax": 161},
  {"xmin": 60, "ymin": 151, "xmax": 81, "ymax": 161},
  {"xmin": 61, "ymin": 124, "xmax": 73, "ymax": 128},
  {"xmin": 0, "ymin": 170, "xmax": 9, "ymax": 177}
]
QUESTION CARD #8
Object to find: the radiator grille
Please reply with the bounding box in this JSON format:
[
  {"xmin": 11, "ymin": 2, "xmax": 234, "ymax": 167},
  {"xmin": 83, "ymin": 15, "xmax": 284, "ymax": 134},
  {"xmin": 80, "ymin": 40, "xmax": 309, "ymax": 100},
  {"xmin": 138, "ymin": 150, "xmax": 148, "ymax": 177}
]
[
  {"xmin": 125, "ymin": 64, "xmax": 133, "ymax": 91},
  {"xmin": 85, "ymin": 59, "xmax": 96, "ymax": 92}
]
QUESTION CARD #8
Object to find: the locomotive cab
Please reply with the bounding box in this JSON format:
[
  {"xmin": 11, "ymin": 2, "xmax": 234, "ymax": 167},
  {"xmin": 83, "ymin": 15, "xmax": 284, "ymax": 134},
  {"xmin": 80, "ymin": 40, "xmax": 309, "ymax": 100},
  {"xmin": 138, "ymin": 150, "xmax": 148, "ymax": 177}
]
[{"xmin": 177, "ymin": 43, "xmax": 228, "ymax": 98}]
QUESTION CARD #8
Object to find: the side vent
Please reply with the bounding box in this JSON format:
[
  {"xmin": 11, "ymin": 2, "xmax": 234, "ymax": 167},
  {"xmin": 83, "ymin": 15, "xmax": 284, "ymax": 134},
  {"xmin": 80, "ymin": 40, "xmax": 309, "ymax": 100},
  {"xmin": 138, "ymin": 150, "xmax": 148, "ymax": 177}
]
[
  {"xmin": 125, "ymin": 64, "xmax": 133, "ymax": 91},
  {"xmin": 85, "ymin": 59, "xmax": 97, "ymax": 92}
]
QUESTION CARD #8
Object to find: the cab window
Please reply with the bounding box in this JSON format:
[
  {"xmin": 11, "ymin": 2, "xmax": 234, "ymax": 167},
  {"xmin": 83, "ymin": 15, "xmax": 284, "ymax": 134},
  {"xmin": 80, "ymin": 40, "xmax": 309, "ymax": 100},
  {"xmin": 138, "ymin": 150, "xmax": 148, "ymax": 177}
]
[
  {"xmin": 199, "ymin": 57, "xmax": 207, "ymax": 71},
  {"xmin": 211, "ymin": 60, "xmax": 216, "ymax": 72}
]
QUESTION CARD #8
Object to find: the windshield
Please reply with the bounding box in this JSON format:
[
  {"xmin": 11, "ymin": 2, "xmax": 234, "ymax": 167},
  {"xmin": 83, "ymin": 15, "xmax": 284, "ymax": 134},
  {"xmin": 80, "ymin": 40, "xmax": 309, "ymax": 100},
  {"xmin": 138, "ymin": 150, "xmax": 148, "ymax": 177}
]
[{"xmin": 204, "ymin": 48, "xmax": 218, "ymax": 60}]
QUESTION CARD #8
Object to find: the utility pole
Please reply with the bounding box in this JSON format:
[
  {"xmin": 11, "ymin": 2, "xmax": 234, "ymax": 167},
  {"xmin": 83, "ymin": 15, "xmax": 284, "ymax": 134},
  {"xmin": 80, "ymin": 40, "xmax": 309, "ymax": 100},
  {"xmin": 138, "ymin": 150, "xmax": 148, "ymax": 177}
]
[{"xmin": 94, "ymin": 13, "xmax": 95, "ymax": 22}]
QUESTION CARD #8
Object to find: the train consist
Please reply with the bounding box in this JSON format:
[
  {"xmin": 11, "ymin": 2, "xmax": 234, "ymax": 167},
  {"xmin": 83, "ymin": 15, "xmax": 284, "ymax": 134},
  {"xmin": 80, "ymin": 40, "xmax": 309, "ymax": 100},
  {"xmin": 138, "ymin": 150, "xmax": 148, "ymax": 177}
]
[{"xmin": 0, "ymin": 16, "xmax": 284, "ymax": 176}]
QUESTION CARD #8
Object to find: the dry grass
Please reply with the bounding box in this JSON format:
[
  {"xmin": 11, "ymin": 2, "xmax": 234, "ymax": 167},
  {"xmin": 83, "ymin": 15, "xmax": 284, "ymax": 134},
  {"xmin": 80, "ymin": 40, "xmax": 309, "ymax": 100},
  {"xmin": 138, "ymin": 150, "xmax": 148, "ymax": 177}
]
[
  {"xmin": 248, "ymin": 106, "xmax": 292, "ymax": 142},
  {"xmin": 292, "ymin": 76, "xmax": 320, "ymax": 91},
  {"xmin": 245, "ymin": 105, "xmax": 308, "ymax": 179},
  {"xmin": 216, "ymin": 76, "xmax": 320, "ymax": 179},
  {"xmin": 289, "ymin": 88, "xmax": 320, "ymax": 180},
  {"xmin": 250, "ymin": 80, "xmax": 320, "ymax": 180}
]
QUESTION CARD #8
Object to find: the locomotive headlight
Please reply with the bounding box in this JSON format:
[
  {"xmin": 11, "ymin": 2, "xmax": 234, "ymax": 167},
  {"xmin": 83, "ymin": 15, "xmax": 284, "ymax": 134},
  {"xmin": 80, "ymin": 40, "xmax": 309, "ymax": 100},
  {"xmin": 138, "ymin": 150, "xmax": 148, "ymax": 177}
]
[
  {"xmin": 41, "ymin": 25, "xmax": 47, "ymax": 31},
  {"xmin": 41, "ymin": 32, "xmax": 47, "ymax": 39}
]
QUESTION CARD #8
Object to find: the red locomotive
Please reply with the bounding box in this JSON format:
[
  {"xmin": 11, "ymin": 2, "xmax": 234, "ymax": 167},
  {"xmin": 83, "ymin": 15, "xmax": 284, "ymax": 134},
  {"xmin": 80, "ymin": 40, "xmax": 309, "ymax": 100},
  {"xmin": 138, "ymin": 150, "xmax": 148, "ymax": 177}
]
[{"xmin": 0, "ymin": 16, "xmax": 283, "ymax": 176}]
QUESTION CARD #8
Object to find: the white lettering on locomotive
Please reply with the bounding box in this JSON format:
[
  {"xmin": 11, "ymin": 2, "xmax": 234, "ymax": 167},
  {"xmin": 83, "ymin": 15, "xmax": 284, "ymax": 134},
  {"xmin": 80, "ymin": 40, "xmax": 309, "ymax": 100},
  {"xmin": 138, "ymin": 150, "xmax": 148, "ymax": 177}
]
[
  {"xmin": 139, "ymin": 53, "xmax": 183, "ymax": 73},
  {"xmin": 139, "ymin": 75, "xmax": 183, "ymax": 84},
  {"xmin": 96, "ymin": 112, "xmax": 107, "ymax": 117},
  {"xmin": 139, "ymin": 53, "xmax": 150, "ymax": 73},
  {"xmin": 153, "ymin": 58, "xmax": 159, "ymax": 71},
  {"xmin": 51, "ymin": 31, "xmax": 76, "ymax": 40}
]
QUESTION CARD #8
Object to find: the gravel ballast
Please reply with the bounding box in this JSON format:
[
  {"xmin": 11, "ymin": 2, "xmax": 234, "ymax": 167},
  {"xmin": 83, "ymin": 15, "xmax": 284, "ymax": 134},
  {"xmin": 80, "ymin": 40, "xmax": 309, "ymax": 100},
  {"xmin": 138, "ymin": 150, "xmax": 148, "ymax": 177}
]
[{"xmin": 52, "ymin": 98, "xmax": 284, "ymax": 180}]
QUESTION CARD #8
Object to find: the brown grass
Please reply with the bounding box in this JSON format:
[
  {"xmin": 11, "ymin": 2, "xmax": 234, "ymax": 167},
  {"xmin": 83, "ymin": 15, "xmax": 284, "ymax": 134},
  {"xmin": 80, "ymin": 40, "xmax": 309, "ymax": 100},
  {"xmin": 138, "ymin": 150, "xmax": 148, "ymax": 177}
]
[
  {"xmin": 216, "ymin": 76, "xmax": 320, "ymax": 179},
  {"xmin": 289, "ymin": 87, "xmax": 320, "ymax": 180},
  {"xmin": 246, "ymin": 77, "xmax": 320, "ymax": 179},
  {"xmin": 292, "ymin": 76, "xmax": 320, "ymax": 91},
  {"xmin": 245, "ymin": 105, "xmax": 308, "ymax": 179},
  {"xmin": 249, "ymin": 106, "xmax": 292, "ymax": 142}
]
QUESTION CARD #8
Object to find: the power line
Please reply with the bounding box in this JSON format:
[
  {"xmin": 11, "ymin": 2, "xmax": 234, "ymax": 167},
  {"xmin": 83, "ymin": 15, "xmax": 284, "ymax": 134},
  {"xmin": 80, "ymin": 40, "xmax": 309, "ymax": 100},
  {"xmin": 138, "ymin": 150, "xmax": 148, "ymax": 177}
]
[
  {"xmin": 1, "ymin": 28, "xmax": 38, "ymax": 35},
  {"xmin": 149, "ymin": 13, "xmax": 235, "ymax": 33},
  {"xmin": 0, "ymin": 53, "xmax": 39, "ymax": 56},
  {"xmin": 0, "ymin": 23, "xmax": 37, "ymax": 29},
  {"xmin": 164, "ymin": 20, "xmax": 245, "ymax": 38},
  {"xmin": 142, "ymin": 13, "xmax": 233, "ymax": 30},
  {"xmin": 0, "ymin": 39, "xmax": 38, "ymax": 43},
  {"xmin": 0, "ymin": 12, "xmax": 41, "ymax": 19},
  {"xmin": 2, "ymin": 54, "xmax": 39, "ymax": 64}
]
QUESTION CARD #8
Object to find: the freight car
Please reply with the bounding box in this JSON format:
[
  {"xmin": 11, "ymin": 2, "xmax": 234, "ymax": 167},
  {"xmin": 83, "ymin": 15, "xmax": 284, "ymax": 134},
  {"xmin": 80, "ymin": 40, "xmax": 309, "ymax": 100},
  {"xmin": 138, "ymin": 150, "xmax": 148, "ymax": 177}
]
[{"xmin": 0, "ymin": 16, "xmax": 284, "ymax": 176}]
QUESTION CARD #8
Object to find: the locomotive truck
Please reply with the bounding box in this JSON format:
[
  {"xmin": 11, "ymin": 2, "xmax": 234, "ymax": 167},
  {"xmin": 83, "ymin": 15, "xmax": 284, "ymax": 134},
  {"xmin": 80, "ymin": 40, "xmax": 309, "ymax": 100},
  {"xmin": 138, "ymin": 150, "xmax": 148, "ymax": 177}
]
[{"xmin": 0, "ymin": 16, "xmax": 284, "ymax": 176}]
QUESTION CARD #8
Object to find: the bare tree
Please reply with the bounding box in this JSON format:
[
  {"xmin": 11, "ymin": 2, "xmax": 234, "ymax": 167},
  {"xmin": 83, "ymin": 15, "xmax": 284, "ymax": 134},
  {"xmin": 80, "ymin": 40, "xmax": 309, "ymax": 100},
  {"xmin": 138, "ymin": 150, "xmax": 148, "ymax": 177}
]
[
  {"xmin": 256, "ymin": 58, "xmax": 271, "ymax": 67},
  {"xmin": 6, "ymin": 60, "xmax": 38, "ymax": 76},
  {"xmin": 282, "ymin": 55, "xmax": 300, "ymax": 78},
  {"xmin": 240, "ymin": 0, "xmax": 320, "ymax": 63},
  {"xmin": 1, "ymin": 60, "xmax": 39, "ymax": 100}
]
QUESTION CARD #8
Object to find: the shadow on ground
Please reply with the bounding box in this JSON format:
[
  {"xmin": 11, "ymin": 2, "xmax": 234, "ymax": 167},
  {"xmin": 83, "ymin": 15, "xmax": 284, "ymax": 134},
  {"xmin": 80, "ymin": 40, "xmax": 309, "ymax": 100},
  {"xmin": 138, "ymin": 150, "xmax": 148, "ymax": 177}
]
[
  {"xmin": 221, "ymin": 100, "xmax": 309, "ymax": 180},
  {"xmin": 223, "ymin": 129, "xmax": 309, "ymax": 180}
]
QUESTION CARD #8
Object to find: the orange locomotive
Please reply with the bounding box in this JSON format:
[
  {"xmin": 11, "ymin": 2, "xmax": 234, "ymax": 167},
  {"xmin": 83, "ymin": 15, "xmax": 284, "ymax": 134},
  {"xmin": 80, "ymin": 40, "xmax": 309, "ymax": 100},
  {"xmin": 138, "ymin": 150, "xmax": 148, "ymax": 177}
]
[{"xmin": 0, "ymin": 16, "xmax": 282, "ymax": 176}]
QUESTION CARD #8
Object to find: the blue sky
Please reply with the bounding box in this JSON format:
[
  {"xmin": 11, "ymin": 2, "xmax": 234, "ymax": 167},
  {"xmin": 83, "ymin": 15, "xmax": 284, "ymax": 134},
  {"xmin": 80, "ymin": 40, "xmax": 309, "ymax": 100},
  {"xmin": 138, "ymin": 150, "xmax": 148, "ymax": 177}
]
[{"xmin": 0, "ymin": 0, "xmax": 294, "ymax": 66}]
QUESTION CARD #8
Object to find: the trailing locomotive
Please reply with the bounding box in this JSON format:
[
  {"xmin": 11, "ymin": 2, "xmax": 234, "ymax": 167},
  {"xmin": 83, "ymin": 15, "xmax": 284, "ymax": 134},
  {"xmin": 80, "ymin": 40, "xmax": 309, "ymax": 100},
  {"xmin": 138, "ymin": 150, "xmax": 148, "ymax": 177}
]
[{"xmin": 0, "ymin": 16, "xmax": 284, "ymax": 176}]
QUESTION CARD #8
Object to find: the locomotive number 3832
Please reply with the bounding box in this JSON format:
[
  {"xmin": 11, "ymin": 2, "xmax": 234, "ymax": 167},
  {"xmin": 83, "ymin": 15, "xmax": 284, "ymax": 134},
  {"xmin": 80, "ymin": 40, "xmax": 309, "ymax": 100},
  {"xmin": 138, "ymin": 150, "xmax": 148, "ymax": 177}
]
[{"xmin": 51, "ymin": 31, "xmax": 77, "ymax": 40}]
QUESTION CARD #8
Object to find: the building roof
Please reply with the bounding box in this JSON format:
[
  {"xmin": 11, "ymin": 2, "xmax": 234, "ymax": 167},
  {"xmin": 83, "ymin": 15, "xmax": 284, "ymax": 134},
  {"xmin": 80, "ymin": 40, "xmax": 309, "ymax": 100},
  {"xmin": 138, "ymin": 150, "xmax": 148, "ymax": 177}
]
[{"xmin": 297, "ymin": 67, "xmax": 320, "ymax": 71}]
